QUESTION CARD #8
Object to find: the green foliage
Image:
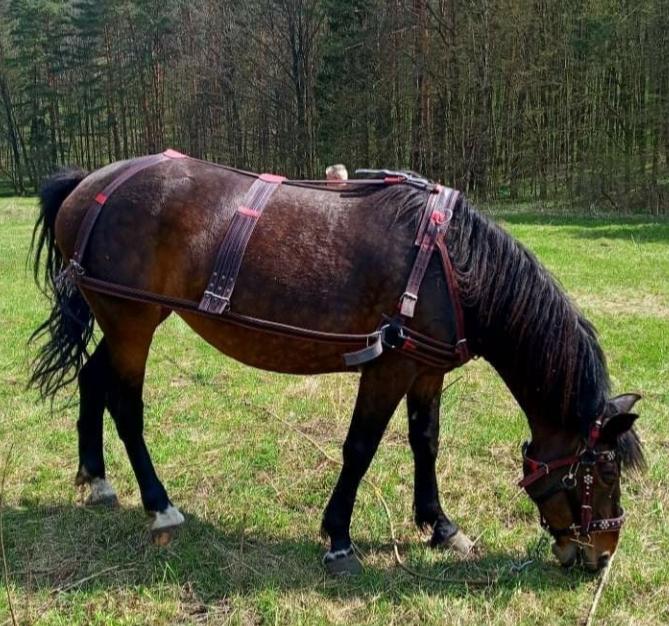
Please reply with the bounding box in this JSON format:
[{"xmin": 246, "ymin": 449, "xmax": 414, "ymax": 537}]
[{"xmin": 0, "ymin": 1, "xmax": 667, "ymax": 213}]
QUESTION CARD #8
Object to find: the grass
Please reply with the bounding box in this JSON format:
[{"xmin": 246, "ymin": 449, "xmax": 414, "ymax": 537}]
[{"xmin": 0, "ymin": 196, "xmax": 668, "ymax": 625}]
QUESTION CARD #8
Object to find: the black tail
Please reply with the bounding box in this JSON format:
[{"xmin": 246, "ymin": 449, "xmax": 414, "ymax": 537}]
[{"xmin": 29, "ymin": 168, "xmax": 93, "ymax": 400}]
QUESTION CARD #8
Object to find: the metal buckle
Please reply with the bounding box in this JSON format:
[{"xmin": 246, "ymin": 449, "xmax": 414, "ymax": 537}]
[
  {"xmin": 201, "ymin": 290, "xmax": 230, "ymax": 313},
  {"xmin": 380, "ymin": 322, "xmax": 406, "ymax": 350},
  {"xmin": 561, "ymin": 473, "xmax": 577, "ymax": 490}
]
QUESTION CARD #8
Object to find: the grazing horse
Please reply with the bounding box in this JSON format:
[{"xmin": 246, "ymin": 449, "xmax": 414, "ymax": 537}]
[{"xmin": 30, "ymin": 153, "xmax": 643, "ymax": 574}]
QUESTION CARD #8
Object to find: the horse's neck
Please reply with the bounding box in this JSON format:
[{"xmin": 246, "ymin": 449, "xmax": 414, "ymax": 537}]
[
  {"xmin": 448, "ymin": 200, "xmax": 608, "ymax": 438},
  {"xmin": 476, "ymin": 329, "xmax": 602, "ymax": 440}
]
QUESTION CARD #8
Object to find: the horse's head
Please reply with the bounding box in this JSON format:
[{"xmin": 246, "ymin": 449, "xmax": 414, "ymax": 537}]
[{"xmin": 521, "ymin": 393, "xmax": 643, "ymax": 571}]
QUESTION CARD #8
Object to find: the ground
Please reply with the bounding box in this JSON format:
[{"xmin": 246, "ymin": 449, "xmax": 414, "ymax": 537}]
[{"xmin": 0, "ymin": 197, "xmax": 667, "ymax": 625}]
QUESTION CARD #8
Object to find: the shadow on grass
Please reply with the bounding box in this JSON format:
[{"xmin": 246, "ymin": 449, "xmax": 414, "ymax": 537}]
[{"xmin": 3, "ymin": 503, "xmax": 595, "ymax": 609}]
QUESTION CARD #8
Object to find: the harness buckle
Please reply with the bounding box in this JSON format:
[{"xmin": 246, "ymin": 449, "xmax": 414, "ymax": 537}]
[
  {"xmin": 199, "ymin": 290, "xmax": 230, "ymax": 314},
  {"xmin": 380, "ymin": 321, "xmax": 407, "ymax": 349},
  {"xmin": 399, "ymin": 292, "xmax": 418, "ymax": 317},
  {"xmin": 562, "ymin": 473, "xmax": 577, "ymax": 490}
]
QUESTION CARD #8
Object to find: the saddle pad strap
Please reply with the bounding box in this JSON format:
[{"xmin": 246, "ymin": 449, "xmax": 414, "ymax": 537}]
[
  {"xmin": 199, "ymin": 173, "xmax": 285, "ymax": 314},
  {"xmin": 399, "ymin": 186, "xmax": 459, "ymax": 318}
]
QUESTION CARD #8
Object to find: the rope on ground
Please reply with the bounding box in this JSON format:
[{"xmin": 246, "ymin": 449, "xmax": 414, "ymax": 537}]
[
  {"xmin": 259, "ymin": 404, "xmax": 499, "ymax": 586},
  {"xmin": 583, "ymin": 551, "xmax": 616, "ymax": 626},
  {"xmin": 0, "ymin": 443, "xmax": 17, "ymax": 626}
]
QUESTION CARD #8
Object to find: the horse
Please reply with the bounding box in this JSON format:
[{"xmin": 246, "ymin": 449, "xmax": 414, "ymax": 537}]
[{"xmin": 29, "ymin": 153, "xmax": 644, "ymax": 574}]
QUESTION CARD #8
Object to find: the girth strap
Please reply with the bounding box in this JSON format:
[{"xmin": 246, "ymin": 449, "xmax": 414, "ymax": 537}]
[{"xmin": 199, "ymin": 173, "xmax": 285, "ymax": 314}]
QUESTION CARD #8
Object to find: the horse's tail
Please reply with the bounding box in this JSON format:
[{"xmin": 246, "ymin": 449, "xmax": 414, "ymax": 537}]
[{"xmin": 29, "ymin": 168, "xmax": 93, "ymax": 400}]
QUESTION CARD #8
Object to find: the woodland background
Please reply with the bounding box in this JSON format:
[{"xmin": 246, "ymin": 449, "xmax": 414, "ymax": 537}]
[{"xmin": 0, "ymin": 0, "xmax": 668, "ymax": 212}]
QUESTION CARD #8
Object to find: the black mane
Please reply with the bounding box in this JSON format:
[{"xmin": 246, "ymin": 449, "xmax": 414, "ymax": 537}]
[{"xmin": 447, "ymin": 199, "xmax": 611, "ymax": 431}]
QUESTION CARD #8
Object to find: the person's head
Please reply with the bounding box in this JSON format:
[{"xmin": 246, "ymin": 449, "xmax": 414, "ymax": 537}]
[{"xmin": 325, "ymin": 164, "xmax": 348, "ymax": 182}]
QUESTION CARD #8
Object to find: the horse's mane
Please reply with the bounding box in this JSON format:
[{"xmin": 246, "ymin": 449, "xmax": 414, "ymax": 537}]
[
  {"xmin": 446, "ymin": 198, "xmax": 644, "ymax": 470},
  {"xmin": 446, "ymin": 198, "xmax": 609, "ymax": 423}
]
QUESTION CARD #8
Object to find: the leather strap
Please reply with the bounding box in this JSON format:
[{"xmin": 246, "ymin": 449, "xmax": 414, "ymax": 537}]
[
  {"xmin": 399, "ymin": 186, "xmax": 459, "ymax": 318},
  {"xmin": 71, "ymin": 151, "xmax": 185, "ymax": 266},
  {"xmin": 518, "ymin": 454, "xmax": 580, "ymax": 489},
  {"xmin": 199, "ymin": 173, "xmax": 285, "ymax": 314}
]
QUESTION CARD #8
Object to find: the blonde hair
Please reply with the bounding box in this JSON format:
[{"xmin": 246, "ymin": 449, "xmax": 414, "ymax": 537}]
[{"xmin": 325, "ymin": 164, "xmax": 348, "ymax": 181}]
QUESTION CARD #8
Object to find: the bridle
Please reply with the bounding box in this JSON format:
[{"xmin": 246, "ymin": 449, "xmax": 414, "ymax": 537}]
[{"xmin": 518, "ymin": 417, "xmax": 625, "ymax": 540}]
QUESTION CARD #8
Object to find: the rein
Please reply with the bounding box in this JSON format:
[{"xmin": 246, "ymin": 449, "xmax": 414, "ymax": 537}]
[
  {"xmin": 518, "ymin": 417, "xmax": 624, "ymax": 539},
  {"xmin": 60, "ymin": 150, "xmax": 471, "ymax": 372}
]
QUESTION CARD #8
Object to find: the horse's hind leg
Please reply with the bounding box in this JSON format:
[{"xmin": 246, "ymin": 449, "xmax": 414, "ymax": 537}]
[
  {"xmin": 93, "ymin": 302, "xmax": 183, "ymax": 543},
  {"xmin": 406, "ymin": 372, "xmax": 474, "ymax": 555},
  {"xmin": 321, "ymin": 360, "xmax": 414, "ymax": 575},
  {"xmin": 74, "ymin": 339, "xmax": 118, "ymax": 507}
]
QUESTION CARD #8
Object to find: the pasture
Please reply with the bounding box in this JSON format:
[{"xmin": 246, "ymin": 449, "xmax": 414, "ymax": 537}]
[{"xmin": 0, "ymin": 196, "xmax": 667, "ymax": 625}]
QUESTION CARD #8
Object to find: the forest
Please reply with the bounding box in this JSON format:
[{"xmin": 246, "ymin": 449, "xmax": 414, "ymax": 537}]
[{"xmin": 0, "ymin": 0, "xmax": 667, "ymax": 212}]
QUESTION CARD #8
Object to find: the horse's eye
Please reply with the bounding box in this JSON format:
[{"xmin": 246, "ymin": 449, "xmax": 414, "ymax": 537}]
[{"xmin": 599, "ymin": 462, "xmax": 619, "ymax": 484}]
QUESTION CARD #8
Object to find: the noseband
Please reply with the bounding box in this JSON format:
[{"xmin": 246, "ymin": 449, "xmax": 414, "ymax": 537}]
[{"xmin": 518, "ymin": 417, "xmax": 625, "ymax": 540}]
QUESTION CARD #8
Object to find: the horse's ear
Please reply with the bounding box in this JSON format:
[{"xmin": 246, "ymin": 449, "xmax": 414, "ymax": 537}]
[
  {"xmin": 609, "ymin": 393, "xmax": 642, "ymax": 415},
  {"xmin": 601, "ymin": 412, "xmax": 639, "ymax": 442}
]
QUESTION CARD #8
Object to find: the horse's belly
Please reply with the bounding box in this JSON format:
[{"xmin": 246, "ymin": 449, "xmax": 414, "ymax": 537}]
[{"xmin": 178, "ymin": 313, "xmax": 353, "ymax": 374}]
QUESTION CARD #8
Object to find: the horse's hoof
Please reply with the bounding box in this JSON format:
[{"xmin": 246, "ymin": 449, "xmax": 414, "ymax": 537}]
[
  {"xmin": 150, "ymin": 505, "xmax": 185, "ymax": 546},
  {"xmin": 323, "ymin": 547, "xmax": 362, "ymax": 576},
  {"xmin": 84, "ymin": 478, "xmax": 119, "ymax": 508},
  {"xmin": 445, "ymin": 530, "xmax": 476, "ymax": 556}
]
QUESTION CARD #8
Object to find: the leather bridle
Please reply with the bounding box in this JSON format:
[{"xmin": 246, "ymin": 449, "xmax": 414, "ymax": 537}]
[{"xmin": 518, "ymin": 417, "xmax": 625, "ymax": 540}]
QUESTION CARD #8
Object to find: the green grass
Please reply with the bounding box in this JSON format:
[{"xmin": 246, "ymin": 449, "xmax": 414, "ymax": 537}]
[{"xmin": 0, "ymin": 196, "xmax": 668, "ymax": 625}]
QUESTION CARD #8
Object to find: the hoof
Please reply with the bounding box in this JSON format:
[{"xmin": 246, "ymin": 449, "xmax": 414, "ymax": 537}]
[
  {"xmin": 323, "ymin": 547, "xmax": 363, "ymax": 576},
  {"xmin": 150, "ymin": 505, "xmax": 185, "ymax": 546},
  {"xmin": 445, "ymin": 530, "xmax": 476, "ymax": 556},
  {"xmin": 84, "ymin": 478, "xmax": 119, "ymax": 508}
]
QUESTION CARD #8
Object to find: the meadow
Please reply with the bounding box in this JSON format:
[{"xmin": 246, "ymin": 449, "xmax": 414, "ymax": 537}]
[{"xmin": 0, "ymin": 196, "xmax": 667, "ymax": 625}]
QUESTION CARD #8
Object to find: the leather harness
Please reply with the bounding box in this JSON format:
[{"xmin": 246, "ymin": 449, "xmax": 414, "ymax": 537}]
[
  {"xmin": 518, "ymin": 417, "xmax": 625, "ymax": 539},
  {"xmin": 62, "ymin": 150, "xmax": 470, "ymax": 371}
]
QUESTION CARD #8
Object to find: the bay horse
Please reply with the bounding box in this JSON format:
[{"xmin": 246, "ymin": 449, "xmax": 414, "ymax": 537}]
[{"xmin": 30, "ymin": 153, "xmax": 643, "ymax": 574}]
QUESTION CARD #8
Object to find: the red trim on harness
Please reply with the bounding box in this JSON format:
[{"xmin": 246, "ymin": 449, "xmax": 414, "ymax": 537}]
[
  {"xmin": 163, "ymin": 149, "xmax": 187, "ymax": 159},
  {"xmin": 259, "ymin": 173, "xmax": 286, "ymax": 183},
  {"xmin": 431, "ymin": 210, "xmax": 445, "ymax": 225},
  {"xmin": 384, "ymin": 176, "xmax": 406, "ymax": 185},
  {"xmin": 402, "ymin": 338, "xmax": 417, "ymax": 351},
  {"xmin": 238, "ymin": 206, "xmax": 261, "ymax": 218},
  {"xmin": 95, "ymin": 193, "xmax": 108, "ymax": 205}
]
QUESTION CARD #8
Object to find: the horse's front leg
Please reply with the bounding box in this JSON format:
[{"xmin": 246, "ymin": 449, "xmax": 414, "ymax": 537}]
[
  {"xmin": 321, "ymin": 360, "xmax": 413, "ymax": 575},
  {"xmin": 406, "ymin": 372, "xmax": 474, "ymax": 555}
]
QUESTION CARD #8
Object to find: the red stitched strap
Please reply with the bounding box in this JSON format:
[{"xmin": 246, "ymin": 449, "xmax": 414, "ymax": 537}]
[
  {"xmin": 518, "ymin": 455, "xmax": 580, "ymax": 489},
  {"xmin": 399, "ymin": 187, "xmax": 459, "ymax": 318},
  {"xmin": 199, "ymin": 174, "xmax": 285, "ymax": 314},
  {"xmin": 72, "ymin": 151, "xmax": 180, "ymax": 265}
]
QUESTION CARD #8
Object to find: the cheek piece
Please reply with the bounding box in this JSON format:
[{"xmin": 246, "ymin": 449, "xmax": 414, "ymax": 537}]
[{"xmin": 518, "ymin": 417, "xmax": 625, "ymax": 540}]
